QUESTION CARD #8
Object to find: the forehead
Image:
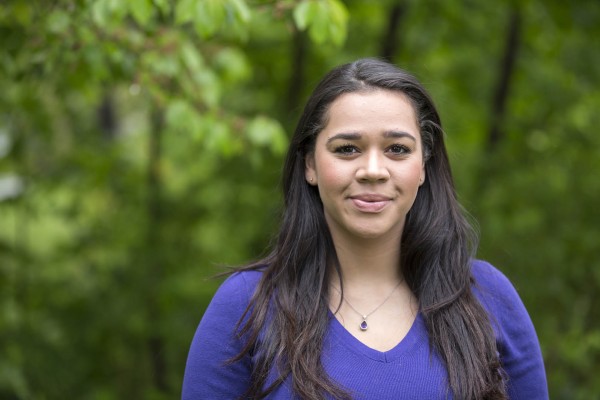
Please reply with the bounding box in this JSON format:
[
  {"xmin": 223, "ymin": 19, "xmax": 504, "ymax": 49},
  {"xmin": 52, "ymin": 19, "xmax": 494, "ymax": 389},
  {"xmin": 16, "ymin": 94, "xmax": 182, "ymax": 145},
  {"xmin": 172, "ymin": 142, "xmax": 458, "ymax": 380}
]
[{"xmin": 321, "ymin": 89, "xmax": 419, "ymax": 136}]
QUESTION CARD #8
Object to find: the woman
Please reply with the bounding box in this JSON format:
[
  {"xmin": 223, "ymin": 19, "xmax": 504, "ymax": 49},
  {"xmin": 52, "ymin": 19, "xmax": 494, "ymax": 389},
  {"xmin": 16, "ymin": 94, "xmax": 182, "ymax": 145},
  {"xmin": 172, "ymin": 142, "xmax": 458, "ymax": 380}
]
[{"xmin": 182, "ymin": 59, "xmax": 548, "ymax": 399}]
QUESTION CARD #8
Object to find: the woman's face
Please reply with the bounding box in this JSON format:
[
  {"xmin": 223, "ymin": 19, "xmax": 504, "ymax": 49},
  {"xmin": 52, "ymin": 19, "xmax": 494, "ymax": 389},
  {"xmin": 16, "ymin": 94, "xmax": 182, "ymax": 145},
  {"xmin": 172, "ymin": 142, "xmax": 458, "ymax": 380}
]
[{"xmin": 305, "ymin": 89, "xmax": 425, "ymax": 243}]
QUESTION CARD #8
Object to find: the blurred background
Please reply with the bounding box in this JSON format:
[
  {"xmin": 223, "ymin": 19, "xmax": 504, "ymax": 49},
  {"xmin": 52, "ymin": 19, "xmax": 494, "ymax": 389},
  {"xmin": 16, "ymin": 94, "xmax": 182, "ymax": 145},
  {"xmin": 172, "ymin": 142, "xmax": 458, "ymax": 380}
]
[{"xmin": 1, "ymin": 0, "xmax": 599, "ymax": 398}]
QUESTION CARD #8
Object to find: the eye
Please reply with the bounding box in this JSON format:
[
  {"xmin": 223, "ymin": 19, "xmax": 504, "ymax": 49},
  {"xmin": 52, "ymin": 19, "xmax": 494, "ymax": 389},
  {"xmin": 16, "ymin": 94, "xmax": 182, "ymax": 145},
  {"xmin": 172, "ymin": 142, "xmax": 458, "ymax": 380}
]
[
  {"xmin": 387, "ymin": 144, "xmax": 410, "ymax": 155},
  {"xmin": 334, "ymin": 144, "xmax": 360, "ymax": 155}
]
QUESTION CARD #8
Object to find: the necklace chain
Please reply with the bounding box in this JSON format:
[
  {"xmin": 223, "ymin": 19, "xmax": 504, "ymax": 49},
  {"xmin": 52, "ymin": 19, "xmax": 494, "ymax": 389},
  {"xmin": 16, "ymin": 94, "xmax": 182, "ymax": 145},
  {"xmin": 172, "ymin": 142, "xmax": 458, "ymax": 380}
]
[{"xmin": 331, "ymin": 280, "xmax": 402, "ymax": 331}]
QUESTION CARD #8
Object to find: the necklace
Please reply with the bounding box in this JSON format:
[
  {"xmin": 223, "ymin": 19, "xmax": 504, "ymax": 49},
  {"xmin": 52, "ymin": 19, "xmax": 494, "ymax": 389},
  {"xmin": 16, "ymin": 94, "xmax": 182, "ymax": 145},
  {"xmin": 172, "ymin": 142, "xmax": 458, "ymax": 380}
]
[{"xmin": 331, "ymin": 280, "xmax": 402, "ymax": 332}]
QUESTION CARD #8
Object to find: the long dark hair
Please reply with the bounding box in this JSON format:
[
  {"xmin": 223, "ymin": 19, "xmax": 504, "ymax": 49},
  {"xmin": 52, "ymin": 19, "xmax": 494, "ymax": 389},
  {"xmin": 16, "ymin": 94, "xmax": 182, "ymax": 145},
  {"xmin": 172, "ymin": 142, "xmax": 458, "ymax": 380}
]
[{"xmin": 233, "ymin": 58, "xmax": 507, "ymax": 399}]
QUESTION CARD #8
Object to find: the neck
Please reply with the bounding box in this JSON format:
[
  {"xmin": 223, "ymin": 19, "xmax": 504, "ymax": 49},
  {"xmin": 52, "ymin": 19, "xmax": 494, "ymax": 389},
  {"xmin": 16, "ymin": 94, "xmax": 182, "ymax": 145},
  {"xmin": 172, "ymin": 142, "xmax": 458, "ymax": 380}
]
[{"xmin": 329, "ymin": 229, "xmax": 403, "ymax": 290}]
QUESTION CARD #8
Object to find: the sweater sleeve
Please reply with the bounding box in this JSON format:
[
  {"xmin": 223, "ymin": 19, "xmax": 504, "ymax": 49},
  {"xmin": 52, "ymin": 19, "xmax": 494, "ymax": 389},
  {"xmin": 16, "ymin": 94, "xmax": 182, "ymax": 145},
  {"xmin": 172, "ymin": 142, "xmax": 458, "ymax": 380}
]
[
  {"xmin": 472, "ymin": 260, "xmax": 549, "ymax": 400},
  {"xmin": 182, "ymin": 272, "xmax": 258, "ymax": 400}
]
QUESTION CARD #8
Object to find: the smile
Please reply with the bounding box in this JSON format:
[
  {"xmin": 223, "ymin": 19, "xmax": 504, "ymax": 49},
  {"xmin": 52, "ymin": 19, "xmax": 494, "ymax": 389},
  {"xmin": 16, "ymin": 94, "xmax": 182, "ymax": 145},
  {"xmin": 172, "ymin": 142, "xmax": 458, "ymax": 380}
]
[{"xmin": 349, "ymin": 194, "xmax": 392, "ymax": 213}]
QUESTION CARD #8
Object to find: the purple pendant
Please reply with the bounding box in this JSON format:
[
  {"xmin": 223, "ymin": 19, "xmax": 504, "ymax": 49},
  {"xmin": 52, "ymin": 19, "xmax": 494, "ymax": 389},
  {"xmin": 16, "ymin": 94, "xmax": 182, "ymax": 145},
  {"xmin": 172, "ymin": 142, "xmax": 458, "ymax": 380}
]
[{"xmin": 360, "ymin": 320, "xmax": 368, "ymax": 331}]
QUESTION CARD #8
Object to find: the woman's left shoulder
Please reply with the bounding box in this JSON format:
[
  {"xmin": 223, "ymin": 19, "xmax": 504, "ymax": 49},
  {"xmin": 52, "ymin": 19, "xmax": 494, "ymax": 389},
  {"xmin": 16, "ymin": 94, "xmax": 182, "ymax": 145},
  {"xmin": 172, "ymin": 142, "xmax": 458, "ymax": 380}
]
[
  {"xmin": 469, "ymin": 259, "xmax": 536, "ymax": 343},
  {"xmin": 469, "ymin": 259, "xmax": 523, "ymax": 312},
  {"xmin": 470, "ymin": 259, "xmax": 513, "ymax": 291},
  {"xmin": 470, "ymin": 259, "xmax": 549, "ymax": 399}
]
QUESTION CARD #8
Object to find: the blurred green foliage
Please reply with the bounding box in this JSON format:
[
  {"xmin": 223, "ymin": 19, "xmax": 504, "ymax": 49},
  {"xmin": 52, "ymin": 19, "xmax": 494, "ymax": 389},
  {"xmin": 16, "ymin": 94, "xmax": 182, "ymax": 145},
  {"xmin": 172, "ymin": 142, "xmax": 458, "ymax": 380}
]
[{"xmin": 0, "ymin": 0, "xmax": 598, "ymax": 398}]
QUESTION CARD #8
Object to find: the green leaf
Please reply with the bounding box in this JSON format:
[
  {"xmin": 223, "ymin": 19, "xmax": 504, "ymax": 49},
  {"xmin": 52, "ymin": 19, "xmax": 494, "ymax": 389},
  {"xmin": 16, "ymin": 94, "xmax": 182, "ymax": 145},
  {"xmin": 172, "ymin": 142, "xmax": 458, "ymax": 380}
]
[
  {"xmin": 203, "ymin": 114, "xmax": 235, "ymax": 156},
  {"xmin": 129, "ymin": 0, "xmax": 154, "ymax": 26},
  {"xmin": 293, "ymin": 0, "xmax": 348, "ymax": 46},
  {"xmin": 194, "ymin": 0, "xmax": 226, "ymax": 38},
  {"xmin": 175, "ymin": 0, "xmax": 250, "ymax": 39},
  {"xmin": 91, "ymin": 0, "xmax": 129, "ymax": 27},
  {"xmin": 213, "ymin": 47, "xmax": 251, "ymax": 83},
  {"xmin": 246, "ymin": 115, "xmax": 288, "ymax": 154},
  {"xmin": 325, "ymin": 0, "xmax": 349, "ymax": 46},
  {"xmin": 229, "ymin": 0, "xmax": 251, "ymax": 24},
  {"xmin": 46, "ymin": 11, "xmax": 70, "ymax": 34},
  {"xmin": 142, "ymin": 51, "xmax": 180, "ymax": 78},
  {"xmin": 293, "ymin": 1, "xmax": 318, "ymax": 31},
  {"xmin": 12, "ymin": 2, "xmax": 33, "ymax": 25},
  {"xmin": 91, "ymin": 0, "xmax": 110, "ymax": 27},
  {"xmin": 174, "ymin": 0, "xmax": 196, "ymax": 24},
  {"xmin": 194, "ymin": 69, "xmax": 221, "ymax": 108},
  {"xmin": 307, "ymin": 2, "xmax": 329, "ymax": 44},
  {"xmin": 180, "ymin": 42, "xmax": 205, "ymax": 72},
  {"xmin": 153, "ymin": 0, "xmax": 171, "ymax": 16},
  {"xmin": 165, "ymin": 99, "xmax": 204, "ymax": 140}
]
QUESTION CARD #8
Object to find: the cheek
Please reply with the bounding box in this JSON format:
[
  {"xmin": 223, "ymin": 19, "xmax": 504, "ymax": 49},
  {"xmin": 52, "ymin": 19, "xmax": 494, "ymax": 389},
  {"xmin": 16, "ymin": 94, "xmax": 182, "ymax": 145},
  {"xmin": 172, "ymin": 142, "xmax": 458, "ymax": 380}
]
[
  {"xmin": 397, "ymin": 162, "xmax": 425, "ymax": 186},
  {"xmin": 318, "ymin": 173, "xmax": 346, "ymax": 195},
  {"xmin": 315, "ymin": 157, "xmax": 348, "ymax": 188}
]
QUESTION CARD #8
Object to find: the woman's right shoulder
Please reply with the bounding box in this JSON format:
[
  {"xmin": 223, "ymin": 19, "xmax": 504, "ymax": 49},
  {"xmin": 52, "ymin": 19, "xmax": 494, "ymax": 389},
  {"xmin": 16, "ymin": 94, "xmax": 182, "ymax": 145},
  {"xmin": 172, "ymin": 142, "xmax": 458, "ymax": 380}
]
[
  {"xmin": 211, "ymin": 269, "xmax": 264, "ymax": 307},
  {"xmin": 194, "ymin": 269, "xmax": 265, "ymax": 337},
  {"xmin": 182, "ymin": 269, "xmax": 265, "ymax": 398}
]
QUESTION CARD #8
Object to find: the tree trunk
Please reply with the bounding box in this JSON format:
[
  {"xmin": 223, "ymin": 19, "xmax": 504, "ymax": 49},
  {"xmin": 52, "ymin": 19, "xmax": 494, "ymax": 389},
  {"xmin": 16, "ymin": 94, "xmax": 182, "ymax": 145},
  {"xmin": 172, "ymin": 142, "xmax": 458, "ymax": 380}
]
[
  {"xmin": 380, "ymin": 2, "xmax": 406, "ymax": 61},
  {"xmin": 146, "ymin": 106, "xmax": 167, "ymax": 392},
  {"xmin": 487, "ymin": 7, "xmax": 522, "ymax": 152},
  {"xmin": 98, "ymin": 92, "xmax": 117, "ymax": 140},
  {"xmin": 287, "ymin": 26, "xmax": 307, "ymax": 112}
]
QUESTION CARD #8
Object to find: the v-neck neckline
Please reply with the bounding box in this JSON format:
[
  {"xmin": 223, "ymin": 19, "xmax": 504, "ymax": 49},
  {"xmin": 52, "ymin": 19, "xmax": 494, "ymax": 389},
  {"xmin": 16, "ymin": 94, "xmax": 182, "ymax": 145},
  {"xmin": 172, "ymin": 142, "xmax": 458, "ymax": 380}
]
[{"xmin": 327, "ymin": 310, "xmax": 425, "ymax": 363}]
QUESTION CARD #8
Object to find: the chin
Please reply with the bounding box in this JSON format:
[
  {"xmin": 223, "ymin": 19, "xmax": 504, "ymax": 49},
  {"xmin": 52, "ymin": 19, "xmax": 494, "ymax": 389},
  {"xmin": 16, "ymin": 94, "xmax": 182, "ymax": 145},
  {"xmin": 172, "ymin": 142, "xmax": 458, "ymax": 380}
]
[{"xmin": 347, "ymin": 225, "xmax": 397, "ymax": 240}]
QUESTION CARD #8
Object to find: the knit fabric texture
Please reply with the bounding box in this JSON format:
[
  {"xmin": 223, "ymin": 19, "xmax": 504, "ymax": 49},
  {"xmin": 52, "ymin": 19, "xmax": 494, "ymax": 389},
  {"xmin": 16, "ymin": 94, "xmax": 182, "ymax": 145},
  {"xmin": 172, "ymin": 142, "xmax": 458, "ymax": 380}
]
[{"xmin": 182, "ymin": 260, "xmax": 548, "ymax": 399}]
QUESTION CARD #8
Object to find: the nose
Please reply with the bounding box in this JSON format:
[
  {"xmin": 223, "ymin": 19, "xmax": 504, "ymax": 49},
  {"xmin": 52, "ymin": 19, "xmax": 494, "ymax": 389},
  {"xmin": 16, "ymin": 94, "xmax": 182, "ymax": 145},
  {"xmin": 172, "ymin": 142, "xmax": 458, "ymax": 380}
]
[{"xmin": 356, "ymin": 150, "xmax": 390, "ymax": 182}]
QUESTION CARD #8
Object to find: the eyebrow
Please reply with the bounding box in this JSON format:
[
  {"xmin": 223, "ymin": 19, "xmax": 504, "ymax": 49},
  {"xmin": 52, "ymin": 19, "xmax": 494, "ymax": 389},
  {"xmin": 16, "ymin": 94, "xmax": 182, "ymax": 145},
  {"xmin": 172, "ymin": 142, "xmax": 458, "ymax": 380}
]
[
  {"xmin": 326, "ymin": 131, "xmax": 416, "ymax": 143},
  {"xmin": 326, "ymin": 132, "xmax": 361, "ymax": 143}
]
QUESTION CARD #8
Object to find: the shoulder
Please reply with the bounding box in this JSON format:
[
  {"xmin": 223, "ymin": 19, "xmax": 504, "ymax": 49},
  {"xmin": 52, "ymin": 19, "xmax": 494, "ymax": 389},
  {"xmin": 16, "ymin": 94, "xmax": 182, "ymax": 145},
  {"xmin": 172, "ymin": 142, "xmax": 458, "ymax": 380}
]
[
  {"xmin": 470, "ymin": 259, "xmax": 513, "ymax": 292},
  {"xmin": 470, "ymin": 260, "xmax": 549, "ymax": 399},
  {"xmin": 212, "ymin": 269, "xmax": 263, "ymax": 306},
  {"xmin": 194, "ymin": 269, "xmax": 264, "ymax": 342},
  {"xmin": 182, "ymin": 269, "xmax": 265, "ymax": 399},
  {"xmin": 470, "ymin": 259, "xmax": 531, "ymax": 331},
  {"xmin": 470, "ymin": 259, "xmax": 522, "ymax": 312}
]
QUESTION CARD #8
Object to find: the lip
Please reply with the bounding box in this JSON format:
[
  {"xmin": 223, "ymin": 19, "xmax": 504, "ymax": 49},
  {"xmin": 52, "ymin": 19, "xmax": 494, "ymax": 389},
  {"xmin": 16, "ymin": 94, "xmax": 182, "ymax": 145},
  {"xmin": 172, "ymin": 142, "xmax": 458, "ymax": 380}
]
[{"xmin": 349, "ymin": 194, "xmax": 392, "ymax": 213}]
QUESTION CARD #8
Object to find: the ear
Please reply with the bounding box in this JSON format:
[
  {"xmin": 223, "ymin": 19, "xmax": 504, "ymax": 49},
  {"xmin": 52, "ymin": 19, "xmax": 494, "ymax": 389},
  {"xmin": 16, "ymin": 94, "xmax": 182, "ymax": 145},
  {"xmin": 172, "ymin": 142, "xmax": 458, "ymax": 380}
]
[
  {"xmin": 419, "ymin": 164, "xmax": 426, "ymax": 186},
  {"xmin": 305, "ymin": 152, "xmax": 317, "ymax": 186}
]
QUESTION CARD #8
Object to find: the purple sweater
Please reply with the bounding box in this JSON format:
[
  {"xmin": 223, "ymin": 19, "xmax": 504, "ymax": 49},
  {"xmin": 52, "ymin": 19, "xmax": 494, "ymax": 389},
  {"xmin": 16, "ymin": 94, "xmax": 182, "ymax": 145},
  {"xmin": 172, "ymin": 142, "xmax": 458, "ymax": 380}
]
[{"xmin": 182, "ymin": 260, "xmax": 548, "ymax": 399}]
